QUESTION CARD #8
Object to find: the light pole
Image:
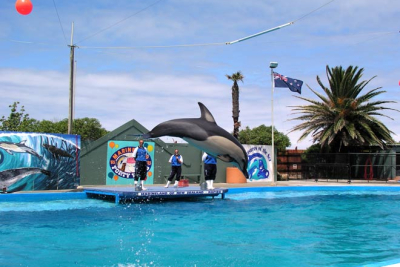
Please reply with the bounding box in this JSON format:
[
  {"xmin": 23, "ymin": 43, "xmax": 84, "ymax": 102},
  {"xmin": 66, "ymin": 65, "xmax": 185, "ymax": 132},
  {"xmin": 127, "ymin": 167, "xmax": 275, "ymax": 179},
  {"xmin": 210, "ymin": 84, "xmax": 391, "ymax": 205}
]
[
  {"xmin": 68, "ymin": 22, "xmax": 76, "ymax": 135},
  {"xmin": 269, "ymin": 62, "xmax": 278, "ymax": 182}
]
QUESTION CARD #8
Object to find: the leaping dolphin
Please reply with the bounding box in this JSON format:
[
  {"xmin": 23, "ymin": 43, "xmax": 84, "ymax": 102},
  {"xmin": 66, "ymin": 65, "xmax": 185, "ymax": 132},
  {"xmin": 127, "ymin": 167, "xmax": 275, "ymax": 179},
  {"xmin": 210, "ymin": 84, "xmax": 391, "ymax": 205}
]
[
  {"xmin": 0, "ymin": 167, "xmax": 51, "ymax": 189},
  {"xmin": 143, "ymin": 102, "xmax": 249, "ymax": 178},
  {"xmin": 0, "ymin": 140, "xmax": 41, "ymax": 158}
]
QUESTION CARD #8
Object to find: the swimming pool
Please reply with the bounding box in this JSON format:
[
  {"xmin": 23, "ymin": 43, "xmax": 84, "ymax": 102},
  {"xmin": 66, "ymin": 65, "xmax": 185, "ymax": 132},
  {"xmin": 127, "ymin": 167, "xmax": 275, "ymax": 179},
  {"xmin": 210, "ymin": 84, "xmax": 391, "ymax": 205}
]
[{"xmin": 1, "ymin": 187, "xmax": 400, "ymax": 267}]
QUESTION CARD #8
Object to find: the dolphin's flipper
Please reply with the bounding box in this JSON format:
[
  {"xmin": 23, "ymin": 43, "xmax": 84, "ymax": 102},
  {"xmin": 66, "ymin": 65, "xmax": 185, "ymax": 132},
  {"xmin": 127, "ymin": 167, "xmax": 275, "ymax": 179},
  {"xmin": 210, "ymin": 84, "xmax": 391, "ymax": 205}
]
[
  {"xmin": 217, "ymin": 155, "xmax": 234, "ymax": 162},
  {"xmin": 5, "ymin": 149, "xmax": 13, "ymax": 155}
]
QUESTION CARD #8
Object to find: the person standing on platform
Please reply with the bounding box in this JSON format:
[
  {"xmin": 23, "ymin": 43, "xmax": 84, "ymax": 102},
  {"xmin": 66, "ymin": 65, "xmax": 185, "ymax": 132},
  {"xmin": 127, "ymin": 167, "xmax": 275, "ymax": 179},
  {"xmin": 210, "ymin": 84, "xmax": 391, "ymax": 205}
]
[
  {"xmin": 165, "ymin": 149, "xmax": 183, "ymax": 188},
  {"xmin": 132, "ymin": 139, "xmax": 148, "ymax": 190},
  {"xmin": 202, "ymin": 152, "xmax": 217, "ymax": 189}
]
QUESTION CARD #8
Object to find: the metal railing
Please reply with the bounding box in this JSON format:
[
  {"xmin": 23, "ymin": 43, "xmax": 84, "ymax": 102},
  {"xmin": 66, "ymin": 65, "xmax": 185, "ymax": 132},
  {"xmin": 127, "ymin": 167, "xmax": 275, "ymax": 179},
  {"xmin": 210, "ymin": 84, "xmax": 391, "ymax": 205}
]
[{"xmin": 278, "ymin": 152, "xmax": 399, "ymax": 182}]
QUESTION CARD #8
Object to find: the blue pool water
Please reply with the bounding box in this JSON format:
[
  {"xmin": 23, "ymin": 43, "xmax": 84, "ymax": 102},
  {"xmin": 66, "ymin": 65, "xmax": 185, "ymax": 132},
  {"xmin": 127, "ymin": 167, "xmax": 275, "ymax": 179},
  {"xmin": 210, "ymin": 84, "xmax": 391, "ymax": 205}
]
[{"xmin": 1, "ymin": 188, "xmax": 400, "ymax": 267}]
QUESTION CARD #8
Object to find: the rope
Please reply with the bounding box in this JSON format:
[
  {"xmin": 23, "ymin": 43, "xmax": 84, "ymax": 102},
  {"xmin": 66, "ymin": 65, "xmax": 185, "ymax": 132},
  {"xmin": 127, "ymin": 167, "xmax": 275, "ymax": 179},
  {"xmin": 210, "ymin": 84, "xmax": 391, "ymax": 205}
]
[
  {"xmin": 52, "ymin": 0, "xmax": 68, "ymax": 45},
  {"xmin": 6, "ymin": 39, "xmax": 64, "ymax": 48},
  {"xmin": 76, "ymin": 0, "xmax": 165, "ymax": 45},
  {"xmin": 354, "ymin": 32, "xmax": 398, "ymax": 45},
  {"xmin": 293, "ymin": 0, "xmax": 336, "ymax": 23},
  {"xmin": 4, "ymin": 0, "xmax": 339, "ymax": 50},
  {"xmin": 79, "ymin": 42, "xmax": 226, "ymax": 49},
  {"xmin": 79, "ymin": 0, "xmax": 337, "ymax": 49}
]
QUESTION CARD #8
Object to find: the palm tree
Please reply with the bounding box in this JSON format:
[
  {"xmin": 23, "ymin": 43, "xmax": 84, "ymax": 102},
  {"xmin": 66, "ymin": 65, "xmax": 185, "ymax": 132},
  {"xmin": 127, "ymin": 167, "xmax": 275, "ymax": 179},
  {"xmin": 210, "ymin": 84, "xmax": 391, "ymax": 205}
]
[
  {"xmin": 226, "ymin": 71, "xmax": 244, "ymax": 139},
  {"xmin": 290, "ymin": 65, "xmax": 398, "ymax": 152}
]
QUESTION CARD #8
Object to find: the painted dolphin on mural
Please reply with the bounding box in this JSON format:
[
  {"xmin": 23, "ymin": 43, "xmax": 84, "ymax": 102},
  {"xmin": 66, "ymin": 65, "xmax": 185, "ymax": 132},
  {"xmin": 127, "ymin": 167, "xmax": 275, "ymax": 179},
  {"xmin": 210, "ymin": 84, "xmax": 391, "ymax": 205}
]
[
  {"xmin": 142, "ymin": 102, "xmax": 249, "ymax": 178},
  {"xmin": 0, "ymin": 167, "xmax": 51, "ymax": 189},
  {"xmin": 42, "ymin": 144, "xmax": 74, "ymax": 160},
  {"xmin": 248, "ymin": 159, "xmax": 269, "ymax": 180},
  {"xmin": 0, "ymin": 140, "xmax": 41, "ymax": 158}
]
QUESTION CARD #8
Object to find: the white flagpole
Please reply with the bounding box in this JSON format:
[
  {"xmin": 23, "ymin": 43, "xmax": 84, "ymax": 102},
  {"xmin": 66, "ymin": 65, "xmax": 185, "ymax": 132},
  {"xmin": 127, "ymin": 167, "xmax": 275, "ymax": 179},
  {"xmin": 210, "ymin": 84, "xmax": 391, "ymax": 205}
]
[
  {"xmin": 270, "ymin": 62, "xmax": 278, "ymax": 182},
  {"xmin": 271, "ymin": 68, "xmax": 275, "ymax": 182}
]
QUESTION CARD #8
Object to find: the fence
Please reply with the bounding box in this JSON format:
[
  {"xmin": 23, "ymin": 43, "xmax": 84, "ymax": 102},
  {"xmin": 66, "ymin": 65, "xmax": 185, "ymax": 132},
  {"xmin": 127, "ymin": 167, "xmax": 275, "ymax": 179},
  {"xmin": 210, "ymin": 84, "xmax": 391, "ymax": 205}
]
[{"xmin": 278, "ymin": 152, "xmax": 399, "ymax": 182}]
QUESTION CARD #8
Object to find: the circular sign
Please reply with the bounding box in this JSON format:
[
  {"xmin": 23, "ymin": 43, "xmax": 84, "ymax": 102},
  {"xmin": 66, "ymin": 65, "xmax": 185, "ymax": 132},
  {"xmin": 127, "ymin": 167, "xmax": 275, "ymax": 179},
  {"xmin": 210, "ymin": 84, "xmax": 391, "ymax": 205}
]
[{"xmin": 108, "ymin": 146, "xmax": 152, "ymax": 179}]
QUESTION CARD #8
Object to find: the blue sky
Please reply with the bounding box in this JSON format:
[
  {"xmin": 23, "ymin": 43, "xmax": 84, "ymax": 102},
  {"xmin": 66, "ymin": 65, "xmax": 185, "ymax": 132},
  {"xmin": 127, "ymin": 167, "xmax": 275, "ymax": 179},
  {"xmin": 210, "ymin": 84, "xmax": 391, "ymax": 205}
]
[{"xmin": 1, "ymin": 0, "xmax": 399, "ymax": 148}]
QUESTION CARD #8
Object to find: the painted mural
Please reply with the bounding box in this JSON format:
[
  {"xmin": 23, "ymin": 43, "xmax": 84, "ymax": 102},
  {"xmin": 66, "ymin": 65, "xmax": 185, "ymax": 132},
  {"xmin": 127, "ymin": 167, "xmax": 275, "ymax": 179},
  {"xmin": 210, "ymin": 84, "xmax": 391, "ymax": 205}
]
[
  {"xmin": 106, "ymin": 140, "xmax": 155, "ymax": 185},
  {"xmin": 0, "ymin": 131, "xmax": 80, "ymax": 193},
  {"xmin": 244, "ymin": 144, "xmax": 273, "ymax": 182}
]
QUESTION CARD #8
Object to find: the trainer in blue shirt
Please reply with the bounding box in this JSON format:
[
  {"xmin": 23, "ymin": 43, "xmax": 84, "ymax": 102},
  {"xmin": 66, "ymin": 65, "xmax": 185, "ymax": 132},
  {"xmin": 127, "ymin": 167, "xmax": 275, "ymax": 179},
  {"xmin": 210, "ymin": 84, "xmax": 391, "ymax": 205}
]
[
  {"xmin": 132, "ymin": 139, "xmax": 148, "ymax": 190},
  {"xmin": 165, "ymin": 149, "xmax": 183, "ymax": 188},
  {"xmin": 202, "ymin": 152, "xmax": 217, "ymax": 189}
]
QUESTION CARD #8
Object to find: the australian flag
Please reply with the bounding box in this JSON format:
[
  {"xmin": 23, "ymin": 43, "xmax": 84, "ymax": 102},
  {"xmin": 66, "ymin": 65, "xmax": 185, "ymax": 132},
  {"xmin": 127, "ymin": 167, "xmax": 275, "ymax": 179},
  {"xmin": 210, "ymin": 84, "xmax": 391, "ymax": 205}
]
[{"xmin": 273, "ymin": 72, "xmax": 303, "ymax": 94}]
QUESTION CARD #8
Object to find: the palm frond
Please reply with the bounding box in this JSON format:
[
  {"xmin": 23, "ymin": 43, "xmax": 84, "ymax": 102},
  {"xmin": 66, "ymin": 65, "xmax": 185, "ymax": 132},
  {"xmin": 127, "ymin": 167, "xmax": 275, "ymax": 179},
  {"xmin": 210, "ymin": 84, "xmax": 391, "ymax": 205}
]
[{"xmin": 289, "ymin": 65, "xmax": 399, "ymax": 152}]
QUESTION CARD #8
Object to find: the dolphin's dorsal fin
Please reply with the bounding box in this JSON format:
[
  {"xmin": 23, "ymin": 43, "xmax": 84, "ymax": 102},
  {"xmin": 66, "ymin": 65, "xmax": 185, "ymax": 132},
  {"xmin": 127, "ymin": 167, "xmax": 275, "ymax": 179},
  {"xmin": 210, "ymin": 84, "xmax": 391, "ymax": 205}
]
[
  {"xmin": 198, "ymin": 102, "xmax": 216, "ymax": 123},
  {"xmin": 20, "ymin": 140, "xmax": 26, "ymax": 145}
]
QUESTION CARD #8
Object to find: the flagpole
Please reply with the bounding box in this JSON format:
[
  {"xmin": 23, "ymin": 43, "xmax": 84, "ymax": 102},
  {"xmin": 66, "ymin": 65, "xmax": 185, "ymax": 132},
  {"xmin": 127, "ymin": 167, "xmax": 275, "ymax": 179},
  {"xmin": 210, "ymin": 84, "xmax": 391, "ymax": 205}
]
[{"xmin": 269, "ymin": 62, "xmax": 278, "ymax": 182}]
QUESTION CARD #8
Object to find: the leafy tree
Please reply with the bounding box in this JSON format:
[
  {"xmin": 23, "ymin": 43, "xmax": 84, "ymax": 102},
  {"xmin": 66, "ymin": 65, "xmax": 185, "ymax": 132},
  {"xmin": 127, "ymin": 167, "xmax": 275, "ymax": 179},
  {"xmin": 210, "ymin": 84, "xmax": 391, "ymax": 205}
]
[
  {"xmin": 290, "ymin": 65, "xmax": 398, "ymax": 152},
  {"xmin": 71, "ymin": 118, "xmax": 109, "ymax": 141},
  {"xmin": 238, "ymin": 124, "xmax": 291, "ymax": 151},
  {"xmin": 36, "ymin": 119, "xmax": 65, "ymax": 134},
  {"xmin": 300, "ymin": 143, "xmax": 329, "ymax": 162},
  {"xmin": 34, "ymin": 118, "xmax": 108, "ymax": 141},
  {"xmin": 226, "ymin": 71, "xmax": 244, "ymax": 139},
  {"xmin": 1, "ymin": 102, "xmax": 109, "ymax": 141},
  {"xmin": 0, "ymin": 102, "xmax": 39, "ymax": 131}
]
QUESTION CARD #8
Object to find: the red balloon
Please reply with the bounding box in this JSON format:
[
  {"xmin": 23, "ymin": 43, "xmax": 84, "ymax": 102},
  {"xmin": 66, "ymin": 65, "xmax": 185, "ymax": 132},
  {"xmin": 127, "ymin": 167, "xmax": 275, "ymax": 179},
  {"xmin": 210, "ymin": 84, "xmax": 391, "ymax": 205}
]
[{"xmin": 15, "ymin": 0, "xmax": 33, "ymax": 15}]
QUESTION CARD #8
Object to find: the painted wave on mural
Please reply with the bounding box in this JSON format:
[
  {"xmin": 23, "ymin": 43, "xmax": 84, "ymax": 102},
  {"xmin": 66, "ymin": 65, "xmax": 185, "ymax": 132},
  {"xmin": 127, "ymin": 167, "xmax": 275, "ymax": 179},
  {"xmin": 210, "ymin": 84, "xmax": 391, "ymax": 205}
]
[{"xmin": 0, "ymin": 132, "xmax": 80, "ymax": 192}]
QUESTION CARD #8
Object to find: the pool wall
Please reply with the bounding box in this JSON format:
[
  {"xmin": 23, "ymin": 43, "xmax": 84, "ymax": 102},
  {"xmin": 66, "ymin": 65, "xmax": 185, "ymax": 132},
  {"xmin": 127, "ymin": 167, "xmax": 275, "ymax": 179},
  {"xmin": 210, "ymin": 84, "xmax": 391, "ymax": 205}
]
[
  {"xmin": 2, "ymin": 186, "xmax": 400, "ymax": 202},
  {"xmin": 226, "ymin": 185, "xmax": 400, "ymax": 194},
  {"xmin": 0, "ymin": 192, "xmax": 87, "ymax": 202}
]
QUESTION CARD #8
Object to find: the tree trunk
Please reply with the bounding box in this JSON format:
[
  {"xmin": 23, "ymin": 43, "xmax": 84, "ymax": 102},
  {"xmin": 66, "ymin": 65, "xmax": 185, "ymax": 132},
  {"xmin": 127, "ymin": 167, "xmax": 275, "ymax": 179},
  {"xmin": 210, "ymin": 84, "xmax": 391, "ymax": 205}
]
[{"xmin": 232, "ymin": 81, "xmax": 240, "ymax": 139}]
